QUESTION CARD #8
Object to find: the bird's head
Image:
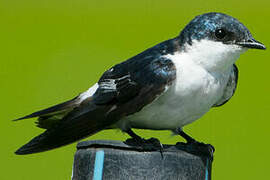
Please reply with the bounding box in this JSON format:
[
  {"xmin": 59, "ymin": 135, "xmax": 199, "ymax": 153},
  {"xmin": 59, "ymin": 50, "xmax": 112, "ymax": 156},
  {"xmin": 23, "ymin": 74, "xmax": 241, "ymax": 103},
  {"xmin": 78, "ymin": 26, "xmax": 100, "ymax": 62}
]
[
  {"xmin": 179, "ymin": 12, "xmax": 266, "ymax": 50},
  {"xmin": 177, "ymin": 12, "xmax": 266, "ymax": 72}
]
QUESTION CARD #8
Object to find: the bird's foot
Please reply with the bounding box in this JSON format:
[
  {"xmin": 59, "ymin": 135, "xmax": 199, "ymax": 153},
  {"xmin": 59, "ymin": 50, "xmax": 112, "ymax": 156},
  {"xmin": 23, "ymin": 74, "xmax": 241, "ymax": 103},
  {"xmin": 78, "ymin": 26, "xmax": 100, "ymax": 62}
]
[
  {"xmin": 176, "ymin": 140, "xmax": 215, "ymax": 161},
  {"xmin": 125, "ymin": 137, "xmax": 164, "ymax": 153}
]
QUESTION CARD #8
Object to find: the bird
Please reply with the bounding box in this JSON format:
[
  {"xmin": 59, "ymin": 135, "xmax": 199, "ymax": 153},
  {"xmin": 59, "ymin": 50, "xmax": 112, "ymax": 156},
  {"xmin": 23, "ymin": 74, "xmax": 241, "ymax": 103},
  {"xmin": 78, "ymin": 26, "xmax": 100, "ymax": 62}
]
[{"xmin": 14, "ymin": 12, "xmax": 266, "ymax": 155}]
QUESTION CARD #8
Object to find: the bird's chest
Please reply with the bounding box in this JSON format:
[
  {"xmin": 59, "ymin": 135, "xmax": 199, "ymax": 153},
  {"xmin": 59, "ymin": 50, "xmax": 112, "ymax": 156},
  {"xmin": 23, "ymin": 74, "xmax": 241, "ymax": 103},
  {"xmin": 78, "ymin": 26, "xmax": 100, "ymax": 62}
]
[
  {"xmin": 120, "ymin": 62, "xmax": 229, "ymax": 130},
  {"xmin": 172, "ymin": 62, "xmax": 226, "ymax": 109},
  {"xmin": 161, "ymin": 65, "xmax": 227, "ymax": 128}
]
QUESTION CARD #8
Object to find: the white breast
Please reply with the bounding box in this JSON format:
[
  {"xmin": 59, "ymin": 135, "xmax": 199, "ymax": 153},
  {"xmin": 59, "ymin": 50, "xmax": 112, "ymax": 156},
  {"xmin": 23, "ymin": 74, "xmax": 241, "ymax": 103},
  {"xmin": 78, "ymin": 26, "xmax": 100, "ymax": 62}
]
[
  {"xmin": 119, "ymin": 40, "xmax": 245, "ymax": 131},
  {"xmin": 119, "ymin": 57, "xmax": 230, "ymax": 130}
]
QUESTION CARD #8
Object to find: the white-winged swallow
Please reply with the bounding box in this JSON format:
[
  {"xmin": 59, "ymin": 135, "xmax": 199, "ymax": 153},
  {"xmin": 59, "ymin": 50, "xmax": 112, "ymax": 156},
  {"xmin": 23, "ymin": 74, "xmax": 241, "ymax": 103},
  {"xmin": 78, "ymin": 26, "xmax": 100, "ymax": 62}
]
[{"xmin": 15, "ymin": 12, "xmax": 266, "ymax": 155}]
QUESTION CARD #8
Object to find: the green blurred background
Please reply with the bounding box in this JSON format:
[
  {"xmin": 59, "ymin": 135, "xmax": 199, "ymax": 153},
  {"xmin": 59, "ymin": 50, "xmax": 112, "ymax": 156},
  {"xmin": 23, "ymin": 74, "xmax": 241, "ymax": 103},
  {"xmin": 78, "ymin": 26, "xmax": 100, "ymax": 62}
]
[{"xmin": 1, "ymin": 0, "xmax": 269, "ymax": 179}]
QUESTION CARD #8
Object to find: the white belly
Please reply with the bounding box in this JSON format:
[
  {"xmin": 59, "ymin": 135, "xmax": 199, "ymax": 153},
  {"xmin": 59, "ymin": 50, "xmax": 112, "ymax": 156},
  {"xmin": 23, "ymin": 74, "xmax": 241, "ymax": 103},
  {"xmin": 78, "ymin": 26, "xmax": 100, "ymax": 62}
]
[
  {"xmin": 115, "ymin": 39, "xmax": 245, "ymax": 131},
  {"xmin": 117, "ymin": 60, "xmax": 231, "ymax": 131}
]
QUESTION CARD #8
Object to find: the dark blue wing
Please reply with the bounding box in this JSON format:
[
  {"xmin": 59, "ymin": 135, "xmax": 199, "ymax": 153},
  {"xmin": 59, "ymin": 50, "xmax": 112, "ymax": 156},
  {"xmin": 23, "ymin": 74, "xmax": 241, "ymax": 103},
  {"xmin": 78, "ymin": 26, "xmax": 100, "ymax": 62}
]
[
  {"xmin": 15, "ymin": 39, "xmax": 177, "ymax": 154},
  {"xmin": 93, "ymin": 39, "xmax": 177, "ymax": 116}
]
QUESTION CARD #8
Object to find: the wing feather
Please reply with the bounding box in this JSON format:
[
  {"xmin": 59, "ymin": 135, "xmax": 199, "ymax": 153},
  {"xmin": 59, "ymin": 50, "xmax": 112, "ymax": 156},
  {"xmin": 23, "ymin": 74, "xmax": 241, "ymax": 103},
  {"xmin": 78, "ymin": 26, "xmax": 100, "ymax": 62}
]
[
  {"xmin": 15, "ymin": 38, "xmax": 177, "ymax": 154},
  {"xmin": 213, "ymin": 64, "xmax": 238, "ymax": 107}
]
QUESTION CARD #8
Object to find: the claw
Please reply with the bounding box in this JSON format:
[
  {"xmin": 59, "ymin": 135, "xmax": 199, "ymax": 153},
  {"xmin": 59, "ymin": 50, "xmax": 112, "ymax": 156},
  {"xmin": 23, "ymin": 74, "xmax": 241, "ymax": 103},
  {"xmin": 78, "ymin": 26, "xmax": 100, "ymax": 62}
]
[{"xmin": 187, "ymin": 141, "xmax": 215, "ymax": 161}]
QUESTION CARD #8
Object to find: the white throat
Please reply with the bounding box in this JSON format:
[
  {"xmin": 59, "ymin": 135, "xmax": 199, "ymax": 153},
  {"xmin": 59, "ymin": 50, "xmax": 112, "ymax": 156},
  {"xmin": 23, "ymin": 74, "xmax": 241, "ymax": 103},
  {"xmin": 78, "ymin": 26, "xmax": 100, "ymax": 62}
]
[{"xmin": 183, "ymin": 40, "xmax": 247, "ymax": 72}]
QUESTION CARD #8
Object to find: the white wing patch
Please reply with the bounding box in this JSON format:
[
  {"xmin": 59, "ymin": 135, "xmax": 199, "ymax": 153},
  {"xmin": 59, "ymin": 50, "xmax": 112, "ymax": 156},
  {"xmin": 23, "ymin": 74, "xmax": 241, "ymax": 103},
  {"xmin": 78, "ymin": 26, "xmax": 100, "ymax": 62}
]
[
  {"xmin": 77, "ymin": 83, "xmax": 99, "ymax": 103},
  {"xmin": 98, "ymin": 74, "xmax": 131, "ymax": 92},
  {"xmin": 99, "ymin": 79, "xmax": 117, "ymax": 91}
]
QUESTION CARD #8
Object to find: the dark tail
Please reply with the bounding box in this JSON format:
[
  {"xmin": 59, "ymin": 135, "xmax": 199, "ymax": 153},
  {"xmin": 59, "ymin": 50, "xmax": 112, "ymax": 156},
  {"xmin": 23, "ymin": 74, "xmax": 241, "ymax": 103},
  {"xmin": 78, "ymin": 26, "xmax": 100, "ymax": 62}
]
[
  {"xmin": 15, "ymin": 102, "xmax": 116, "ymax": 155},
  {"xmin": 14, "ymin": 96, "xmax": 80, "ymax": 121}
]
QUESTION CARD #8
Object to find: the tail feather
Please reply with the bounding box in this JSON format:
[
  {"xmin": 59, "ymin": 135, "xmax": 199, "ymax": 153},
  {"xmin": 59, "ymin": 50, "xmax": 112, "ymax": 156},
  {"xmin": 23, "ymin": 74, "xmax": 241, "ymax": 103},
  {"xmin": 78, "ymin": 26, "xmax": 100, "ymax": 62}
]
[
  {"xmin": 15, "ymin": 101, "xmax": 117, "ymax": 155},
  {"xmin": 14, "ymin": 96, "xmax": 80, "ymax": 121}
]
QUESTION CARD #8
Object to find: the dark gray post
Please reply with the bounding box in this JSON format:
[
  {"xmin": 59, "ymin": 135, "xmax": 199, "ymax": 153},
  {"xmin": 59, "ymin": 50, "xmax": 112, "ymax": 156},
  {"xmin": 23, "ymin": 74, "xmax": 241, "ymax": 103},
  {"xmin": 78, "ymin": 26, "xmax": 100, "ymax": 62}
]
[{"xmin": 72, "ymin": 140, "xmax": 213, "ymax": 180}]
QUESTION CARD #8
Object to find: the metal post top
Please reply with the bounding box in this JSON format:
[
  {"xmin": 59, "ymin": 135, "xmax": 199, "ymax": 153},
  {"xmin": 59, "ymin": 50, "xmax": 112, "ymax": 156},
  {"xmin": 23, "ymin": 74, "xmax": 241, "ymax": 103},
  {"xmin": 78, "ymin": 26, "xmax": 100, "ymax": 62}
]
[
  {"xmin": 76, "ymin": 140, "xmax": 214, "ymax": 159},
  {"xmin": 73, "ymin": 140, "xmax": 214, "ymax": 180}
]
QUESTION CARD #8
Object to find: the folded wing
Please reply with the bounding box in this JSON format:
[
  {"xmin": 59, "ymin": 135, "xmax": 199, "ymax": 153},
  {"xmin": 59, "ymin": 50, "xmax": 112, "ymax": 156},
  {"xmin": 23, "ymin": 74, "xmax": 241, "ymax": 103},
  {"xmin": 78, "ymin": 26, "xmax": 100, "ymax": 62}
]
[{"xmin": 15, "ymin": 39, "xmax": 177, "ymax": 155}]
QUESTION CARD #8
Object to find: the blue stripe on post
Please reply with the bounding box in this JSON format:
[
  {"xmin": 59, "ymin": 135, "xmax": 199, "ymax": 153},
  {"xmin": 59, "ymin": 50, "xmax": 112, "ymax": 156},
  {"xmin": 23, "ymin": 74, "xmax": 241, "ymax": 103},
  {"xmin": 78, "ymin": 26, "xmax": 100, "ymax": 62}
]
[
  {"xmin": 205, "ymin": 159, "xmax": 209, "ymax": 180},
  {"xmin": 93, "ymin": 150, "xmax": 105, "ymax": 180}
]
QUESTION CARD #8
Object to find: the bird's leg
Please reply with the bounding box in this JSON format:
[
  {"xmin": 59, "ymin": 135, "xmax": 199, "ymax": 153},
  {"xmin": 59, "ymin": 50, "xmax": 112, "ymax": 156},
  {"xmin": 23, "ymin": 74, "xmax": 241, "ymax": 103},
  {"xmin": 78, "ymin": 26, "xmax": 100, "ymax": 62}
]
[
  {"xmin": 178, "ymin": 130, "xmax": 197, "ymax": 143},
  {"xmin": 175, "ymin": 128, "xmax": 215, "ymax": 159},
  {"xmin": 125, "ymin": 128, "xmax": 143, "ymax": 142},
  {"xmin": 124, "ymin": 129, "xmax": 163, "ymax": 153}
]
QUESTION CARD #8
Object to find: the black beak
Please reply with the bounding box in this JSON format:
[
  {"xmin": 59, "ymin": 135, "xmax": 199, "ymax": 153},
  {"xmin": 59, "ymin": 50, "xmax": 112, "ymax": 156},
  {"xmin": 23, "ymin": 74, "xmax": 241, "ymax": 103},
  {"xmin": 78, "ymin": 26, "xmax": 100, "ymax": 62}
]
[{"xmin": 237, "ymin": 38, "xmax": 266, "ymax": 50}]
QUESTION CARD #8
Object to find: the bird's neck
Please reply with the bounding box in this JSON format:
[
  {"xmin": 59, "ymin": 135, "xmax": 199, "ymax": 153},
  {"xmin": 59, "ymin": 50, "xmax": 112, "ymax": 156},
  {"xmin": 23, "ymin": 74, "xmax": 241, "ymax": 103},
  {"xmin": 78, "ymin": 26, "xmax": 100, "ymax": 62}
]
[{"xmin": 182, "ymin": 40, "xmax": 246, "ymax": 73}]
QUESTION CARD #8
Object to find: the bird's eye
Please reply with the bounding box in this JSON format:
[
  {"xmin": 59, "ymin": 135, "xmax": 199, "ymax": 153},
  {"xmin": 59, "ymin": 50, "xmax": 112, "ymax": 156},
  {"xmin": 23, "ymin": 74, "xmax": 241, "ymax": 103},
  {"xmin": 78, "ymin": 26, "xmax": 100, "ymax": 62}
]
[{"xmin": 215, "ymin": 28, "xmax": 227, "ymax": 39}]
